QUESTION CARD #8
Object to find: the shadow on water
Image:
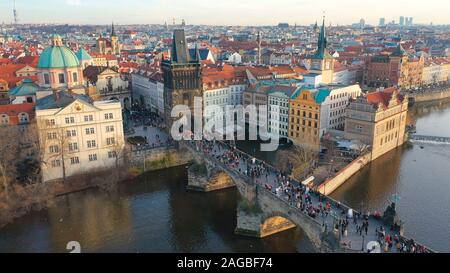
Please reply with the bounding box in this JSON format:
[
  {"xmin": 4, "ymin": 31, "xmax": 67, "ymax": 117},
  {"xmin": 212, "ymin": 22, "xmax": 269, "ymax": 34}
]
[{"xmin": 0, "ymin": 166, "xmax": 314, "ymax": 253}]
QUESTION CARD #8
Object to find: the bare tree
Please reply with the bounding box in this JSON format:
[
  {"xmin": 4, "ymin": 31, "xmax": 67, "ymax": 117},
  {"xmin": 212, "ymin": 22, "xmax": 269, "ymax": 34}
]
[
  {"xmin": 354, "ymin": 139, "xmax": 371, "ymax": 156},
  {"xmin": 0, "ymin": 124, "xmax": 37, "ymax": 201},
  {"xmin": 36, "ymin": 118, "xmax": 73, "ymax": 182},
  {"xmin": 275, "ymin": 144, "xmax": 316, "ymax": 178},
  {"xmin": 109, "ymin": 137, "xmax": 128, "ymax": 169},
  {"xmin": 0, "ymin": 126, "xmax": 20, "ymax": 201}
]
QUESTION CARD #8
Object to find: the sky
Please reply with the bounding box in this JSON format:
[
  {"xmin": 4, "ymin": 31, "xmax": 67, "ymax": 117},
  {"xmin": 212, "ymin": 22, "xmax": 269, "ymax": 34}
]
[{"xmin": 0, "ymin": 0, "xmax": 449, "ymax": 26}]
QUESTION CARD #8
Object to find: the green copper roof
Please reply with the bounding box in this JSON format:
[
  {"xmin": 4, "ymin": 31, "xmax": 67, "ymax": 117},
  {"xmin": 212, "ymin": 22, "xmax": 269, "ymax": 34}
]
[
  {"xmin": 38, "ymin": 45, "xmax": 80, "ymax": 69},
  {"xmin": 76, "ymin": 48, "xmax": 93, "ymax": 61},
  {"xmin": 290, "ymin": 88, "xmax": 331, "ymax": 104},
  {"xmin": 8, "ymin": 79, "xmax": 40, "ymax": 97},
  {"xmin": 315, "ymin": 89, "xmax": 331, "ymax": 104}
]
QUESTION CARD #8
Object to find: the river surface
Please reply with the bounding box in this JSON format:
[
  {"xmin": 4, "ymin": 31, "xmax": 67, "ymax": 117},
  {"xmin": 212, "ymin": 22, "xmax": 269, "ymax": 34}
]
[{"xmin": 0, "ymin": 101, "xmax": 450, "ymax": 253}]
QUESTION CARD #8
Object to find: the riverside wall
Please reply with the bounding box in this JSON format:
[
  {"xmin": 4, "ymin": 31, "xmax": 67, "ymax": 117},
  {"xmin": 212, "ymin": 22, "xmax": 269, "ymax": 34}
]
[
  {"xmin": 316, "ymin": 153, "xmax": 372, "ymax": 196},
  {"xmin": 408, "ymin": 88, "xmax": 450, "ymax": 103}
]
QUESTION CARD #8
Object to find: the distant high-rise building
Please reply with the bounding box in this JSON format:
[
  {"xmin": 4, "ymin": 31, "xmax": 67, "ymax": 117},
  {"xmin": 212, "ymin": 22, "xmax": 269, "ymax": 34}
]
[
  {"xmin": 409, "ymin": 17, "xmax": 414, "ymax": 26},
  {"xmin": 379, "ymin": 18, "xmax": 386, "ymax": 26},
  {"xmin": 360, "ymin": 18, "xmax": 366, "ymax": 28},
  {"xmin": 399, "ymin": 16, "xmax": 405, "ymax": 26}
]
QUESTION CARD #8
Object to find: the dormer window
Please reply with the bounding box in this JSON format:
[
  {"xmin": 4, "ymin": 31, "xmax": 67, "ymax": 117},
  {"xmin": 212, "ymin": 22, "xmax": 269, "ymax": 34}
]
[{"xmin": 0, "ymin": 114, "xmax": 9, "ymax": 125}]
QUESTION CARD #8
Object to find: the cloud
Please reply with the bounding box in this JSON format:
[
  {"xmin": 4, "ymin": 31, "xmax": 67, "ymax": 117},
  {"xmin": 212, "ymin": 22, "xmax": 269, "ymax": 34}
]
[{"xmin": 66, "ymin": 0, "xmax": 81, "ymax": 5}]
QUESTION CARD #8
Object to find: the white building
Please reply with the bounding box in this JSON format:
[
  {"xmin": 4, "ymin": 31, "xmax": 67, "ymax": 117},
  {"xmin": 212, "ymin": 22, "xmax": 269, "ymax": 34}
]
[
  {"xmin": 269, "ymin": 52, "xmax": 292, "ymax": 65},
  {"xmin": 422, "ymin": 60, "xmax": 450, "ymax": 85},
  {"xmin": 203, "ymin": 79, "xmax": 247, "ymax": 124},
  {"xmin": 226, "ymin": 52, "xmax": 242, "ymax": 64},
  {"xmin": 268, "ymin": 86, "xmax": 297, "ymax": 138},
  {"xmin": 36, "ymin": 92, "xmax": 125, "ymax": 182},
  {"xmin": 131, "ymin": 70, "xmax": 164, "ymax": 114},
  {"xmin": 320, "ymin": 84, "xmax": 362, "ymax": 131},
  {"xmin": 333, "ymin": 67, "xmax": 357, "ymax": 85}
]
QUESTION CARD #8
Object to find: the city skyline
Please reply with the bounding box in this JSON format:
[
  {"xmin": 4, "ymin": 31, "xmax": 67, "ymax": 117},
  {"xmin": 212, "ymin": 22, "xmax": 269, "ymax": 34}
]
[{"xmin": 0, "ymin": 0, "xmax": 449, "ymax": 26}]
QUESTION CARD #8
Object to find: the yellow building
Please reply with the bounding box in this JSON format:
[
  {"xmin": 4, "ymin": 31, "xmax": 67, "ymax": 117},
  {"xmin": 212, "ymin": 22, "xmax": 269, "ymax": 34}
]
[
  {"xmin": 344, "ymin": 87, "xmax": 408, "ymax": 160},
  {"xmin": 289, "ymin": 89, "xmax": 321, "ymax": 150}
]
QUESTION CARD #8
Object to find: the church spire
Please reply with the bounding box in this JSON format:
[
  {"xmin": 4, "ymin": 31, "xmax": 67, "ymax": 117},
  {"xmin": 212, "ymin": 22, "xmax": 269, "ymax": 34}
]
[
  {"xmin": 111, "ymin": 21, "xmax": 116, "ymax": 37},
  {"xmin": 314, "ymin": 15, "xmax": 330, "ymax": 59}
]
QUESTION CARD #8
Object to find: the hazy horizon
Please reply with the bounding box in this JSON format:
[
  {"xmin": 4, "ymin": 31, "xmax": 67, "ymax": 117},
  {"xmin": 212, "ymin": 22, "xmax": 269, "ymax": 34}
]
[{"xmin": 0, "ymin": 0, "xmax": 449, "ymax": 26}]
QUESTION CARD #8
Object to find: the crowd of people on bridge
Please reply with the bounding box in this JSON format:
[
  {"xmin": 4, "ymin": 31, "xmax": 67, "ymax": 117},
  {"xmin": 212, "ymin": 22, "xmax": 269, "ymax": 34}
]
[{"xmin": 189, "ymin": 139, "xmax": 431, "ymax": 253}]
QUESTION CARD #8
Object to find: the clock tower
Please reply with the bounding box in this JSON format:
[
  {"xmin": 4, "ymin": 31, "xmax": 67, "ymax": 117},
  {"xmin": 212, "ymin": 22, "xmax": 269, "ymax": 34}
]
[{"xmin": 310, "ymin": 17, "xmax": 334, "ymax": 84}]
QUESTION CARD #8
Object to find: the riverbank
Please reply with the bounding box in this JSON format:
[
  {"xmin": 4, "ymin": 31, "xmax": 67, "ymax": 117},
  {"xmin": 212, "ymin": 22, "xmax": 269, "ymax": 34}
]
[
  {"xmin": 407, "ymin": 87, "xmax": 450, "ymax": 103},
  {"xmin": 0, "ymin": 147, "xmax": 193, "ymax": 228}
]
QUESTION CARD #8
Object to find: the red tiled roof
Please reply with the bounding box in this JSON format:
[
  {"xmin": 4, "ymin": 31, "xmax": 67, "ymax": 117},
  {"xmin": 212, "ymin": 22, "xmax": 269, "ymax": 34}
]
[
  {"xmin": 366, "ymin": 87, "xmax": 405, "ymax": 109},
  {"xmin": 0, "ymin": 64, "xmax": 38, "ymax": 89},
  {"xmin": 0, "ymin": 103, "xmax": 35, "ymax": 125}
]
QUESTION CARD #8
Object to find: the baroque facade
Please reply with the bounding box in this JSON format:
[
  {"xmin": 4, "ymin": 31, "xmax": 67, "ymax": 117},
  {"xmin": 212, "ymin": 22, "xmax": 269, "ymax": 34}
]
[{"xmin": 344, "ymin": 87, "xmax": 408, "ymax": 160}]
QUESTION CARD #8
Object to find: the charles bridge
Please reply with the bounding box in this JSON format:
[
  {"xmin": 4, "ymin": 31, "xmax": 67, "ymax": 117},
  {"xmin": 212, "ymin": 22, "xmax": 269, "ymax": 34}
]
[{"xmin": 180, "ymin": 140, "xmax": 435, "ymax": 253}]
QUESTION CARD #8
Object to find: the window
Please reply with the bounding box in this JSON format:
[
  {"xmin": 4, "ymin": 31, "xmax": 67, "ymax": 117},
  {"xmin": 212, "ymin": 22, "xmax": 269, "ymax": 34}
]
[
  {"xmin": 85, "ymin": 128, "xmax": 95, "ymax": 135},
  {"xmin": 58, "ymin": 73, "xmax": 65, "ymax": 84},
  {"xmin": 89, "ymin": 154, "xmax": 98, "ymax": 162},
  {"xmin": 65, "ymin": 117, "xmax": 75, "ymax": 124},
  {"xmin": 49, "ymin": 145, "xmax": 59, "ymax": 154},
  {"xmin": 106, "ymin": 137, "xmax": 115, "ymax": 145},
  {"xmin": 66, "ymin": 130, "xmax": 77, "ymax": 137},
  {"xmin": 70, "ymin": 157, "xmax": 80, "ymax": 164},
  {"xmin": 73, "ymin": 72, "xmax": 78, "ymax": 83},
  {"xmin": 105, "ymin": 113, "xmax": 114, "ymax": 120},
  {"xmin": 44, "ymin": 74, "xmax": 50, "ymax": 85},
  {"xmin": 68, "ymin": 143, "xmax": 78, "ymax": 151},
  {"xmin": 0, "ymin": 114, "xmax": 8, "ymax": 125},
  {"xmin": 47, "ymin": 132, "xmax": 57, "ymax": 140},
  {"xmin": 19, "ymin": 113, "xmax": 29, "ymax": 123},
  {"xmin": 87, "ymin": 140, "xmax": 96, "ymax": 148},
  {"xmin": 51, "ymin": 160, "xmax": 61, "ymax": 168},
  {"xmin": 84, "ymin": 115, "xmax": 94, "ymax": 122},
  {"xmin": 106, "ymin": 125, "xmax": 114, "ymax": 132},
  {"xmin": 108, "ymin": 151, "xmax": 117, "ymax": 158},
  {"xmin": 46, "ymin": 119, "xmax": 56, "ymax": 126}
]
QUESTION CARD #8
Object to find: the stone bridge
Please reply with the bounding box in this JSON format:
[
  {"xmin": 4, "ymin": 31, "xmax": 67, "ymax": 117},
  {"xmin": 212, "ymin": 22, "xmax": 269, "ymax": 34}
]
[
  {"xmin": 182, "ymin": 141, "xmax": 343, "ymax": 252},
  {"xmin": 180, "ymin": 140, "xmax": 435, "ymax": 253}
]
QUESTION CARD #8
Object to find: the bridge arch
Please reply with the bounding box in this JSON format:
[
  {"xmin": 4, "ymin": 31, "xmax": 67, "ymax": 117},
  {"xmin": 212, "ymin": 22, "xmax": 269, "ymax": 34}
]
[{"xmin": 260, "ymin": 212, "xmax": 297, "ymax": 238}]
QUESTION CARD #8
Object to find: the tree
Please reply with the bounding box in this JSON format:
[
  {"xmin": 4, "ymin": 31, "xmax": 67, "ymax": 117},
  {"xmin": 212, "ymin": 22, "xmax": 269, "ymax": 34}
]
[
  {"xmin": 0, "ymin": 126, "xmax": 20, "ymax": 201},
  {"xmin": 0, "ymin": 123, "xmax": 39, "ymax": 199},
  {"xmin": 275, "ymin": 144, "xmax": 316, "ymax": 179},
  {"xmin": 354, "ymin": 139, "xmax": 371, "ymax": 156},
  {"xmin": 109, "ymin": 137, "xmax": 128, "ymax": 169},
  {"xmin": 36, "ymin": 118, "xmax": 73, "ymax": 182}
]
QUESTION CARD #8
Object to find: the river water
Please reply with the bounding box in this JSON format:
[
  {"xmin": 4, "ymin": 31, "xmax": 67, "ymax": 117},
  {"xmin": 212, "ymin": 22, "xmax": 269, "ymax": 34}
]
[{"xmin": 0, "ymin": 101, "xmax": 449, "ymax": 253}]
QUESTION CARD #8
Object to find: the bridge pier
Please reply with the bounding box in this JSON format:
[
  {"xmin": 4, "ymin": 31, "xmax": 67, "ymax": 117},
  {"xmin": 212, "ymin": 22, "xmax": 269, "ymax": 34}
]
[
  {"xmin": 235, "ymin": 204, "xmax": 297, "ymax": 238},
  {"xmin": 187, "ymin": 165, "xmax": 236, "ymax": 192}
]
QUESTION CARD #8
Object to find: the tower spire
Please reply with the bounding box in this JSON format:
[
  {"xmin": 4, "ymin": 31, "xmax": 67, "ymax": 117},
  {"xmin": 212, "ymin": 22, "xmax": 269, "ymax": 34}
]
[
  {"xmin": 111, "ymin": 21, "xmax": 116, "ymax": 37},
  {"xmin": 317, "ymin": 14, "xmax": 327, "ymax": 56}
]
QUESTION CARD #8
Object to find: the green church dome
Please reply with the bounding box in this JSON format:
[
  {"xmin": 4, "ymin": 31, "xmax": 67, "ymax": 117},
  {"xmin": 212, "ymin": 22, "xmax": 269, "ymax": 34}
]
[{"xmin": 38, "ymin": 35, "xmax": 80, "ymax": 69}]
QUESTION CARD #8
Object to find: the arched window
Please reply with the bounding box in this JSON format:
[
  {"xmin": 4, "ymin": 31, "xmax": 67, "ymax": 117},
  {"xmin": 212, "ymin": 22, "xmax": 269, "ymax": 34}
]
[
  {"xmin": 1, "ymin": 114, "xmax": 9, "ymax": 125},
  {"xmin": 19, "ymin": 113, "xmax": 29, "ymax": 124}
]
